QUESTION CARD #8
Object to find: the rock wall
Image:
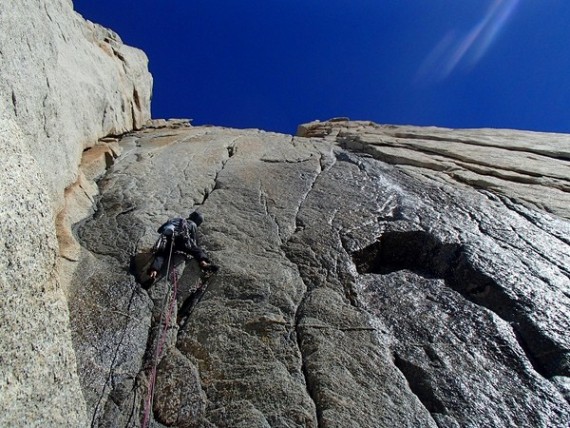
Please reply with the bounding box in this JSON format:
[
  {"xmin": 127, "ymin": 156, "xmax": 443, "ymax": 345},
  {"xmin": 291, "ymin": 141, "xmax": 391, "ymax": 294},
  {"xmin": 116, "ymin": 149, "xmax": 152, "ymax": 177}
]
[
  {"xmin": 299, "ymin": 119, "xmax": 570, "ymax": 219},
  {"xmin": 1, "ymin": 0, "xmax": 152, "ymax": 209},
  {"xmin": 2, "ymin": 1, "xmax": 569, "ymax": 426},
  {"xmin": 0, "ymin": 1, "xmax": 151, "ymax": 425},
  {"xmin": 72, "ymin": 120, "xmax": 570, "ymax": 427}
]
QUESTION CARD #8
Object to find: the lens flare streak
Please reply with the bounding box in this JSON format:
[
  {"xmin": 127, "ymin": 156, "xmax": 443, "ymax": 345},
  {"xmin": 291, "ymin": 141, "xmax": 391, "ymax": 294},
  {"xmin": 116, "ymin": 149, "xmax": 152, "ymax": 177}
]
[{"xmin": 416, "ymin": 0, "xmax": 520, "ymax": 83}]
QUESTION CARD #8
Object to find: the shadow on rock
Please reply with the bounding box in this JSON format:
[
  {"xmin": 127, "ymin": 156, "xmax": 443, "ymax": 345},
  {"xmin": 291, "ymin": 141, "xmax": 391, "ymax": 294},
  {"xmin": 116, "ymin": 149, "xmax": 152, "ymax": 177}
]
[
  {"xmin": 130, "ymin": 250, "xmax": 156, "ymax": 289},
  {"xmin": 352, "ymin": 230, "xmax": 568, "ymax": 379}
]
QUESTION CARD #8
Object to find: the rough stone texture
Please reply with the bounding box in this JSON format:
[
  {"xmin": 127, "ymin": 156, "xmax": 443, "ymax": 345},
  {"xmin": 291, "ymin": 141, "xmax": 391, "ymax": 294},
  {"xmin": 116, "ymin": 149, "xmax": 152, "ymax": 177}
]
[
  {"xmin": 2, "ymin": 3, "xmax": 568, "ymax": 427},
  {"xmin": 72, "ymin": 120, "xmax": 570, "ymax": 427},
  {"xmin": 0, "ymin": 110, "xmax": 87, "ymax": 426},
  {"xmin": 298, "ymin": 119, "xmax": 570, "ymax": 219},
  {"xmin": 0, "ymin": 1, "xmax": 151, "ymax": 425},
  {"xmin": 0, "ymin": 0, "xmax": 152, "ymax": 210}
]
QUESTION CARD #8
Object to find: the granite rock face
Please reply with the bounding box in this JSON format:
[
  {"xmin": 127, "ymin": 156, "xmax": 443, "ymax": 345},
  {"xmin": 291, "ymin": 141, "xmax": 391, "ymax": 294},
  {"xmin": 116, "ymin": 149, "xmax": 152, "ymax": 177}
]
[
  {"xmin": 2, "ymin": 3, "xmax": 569, "ymax": 426},
  {"xmin": 0, "ymin": 0, "xmax": 152, "ymax": 209},
  {"xmin": 73, "ymin": 120, "xmax": 570, "ymax": 427},
  {"xmin": 0, "ymin": 1, "xmax": 151, "ymax": 426},
  {"xmin": 299, "ymin": 120, "xmax": 570, "ymax": 219}
]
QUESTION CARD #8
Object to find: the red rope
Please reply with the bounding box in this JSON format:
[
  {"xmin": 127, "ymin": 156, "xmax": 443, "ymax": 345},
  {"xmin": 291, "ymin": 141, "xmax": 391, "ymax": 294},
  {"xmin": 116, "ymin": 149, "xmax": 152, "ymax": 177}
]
[{"xmin": 141, "ymin": 250, "xmax": 179, "ymax": 427}]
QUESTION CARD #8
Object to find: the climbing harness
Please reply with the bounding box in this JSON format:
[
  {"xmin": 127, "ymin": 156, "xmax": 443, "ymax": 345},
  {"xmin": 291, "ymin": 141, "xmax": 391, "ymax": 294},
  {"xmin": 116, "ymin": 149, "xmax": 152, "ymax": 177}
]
[{"xmin": 142, "ymin": 238, "xmax": 178, "ymax": 428}]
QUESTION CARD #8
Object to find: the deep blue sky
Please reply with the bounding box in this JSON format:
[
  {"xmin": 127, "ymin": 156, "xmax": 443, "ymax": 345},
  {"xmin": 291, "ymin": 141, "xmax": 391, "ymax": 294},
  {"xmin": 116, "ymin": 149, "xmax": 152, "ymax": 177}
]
[{"xmin": 74, "ymin": 1, "xmax": 570, "ymax": 135}]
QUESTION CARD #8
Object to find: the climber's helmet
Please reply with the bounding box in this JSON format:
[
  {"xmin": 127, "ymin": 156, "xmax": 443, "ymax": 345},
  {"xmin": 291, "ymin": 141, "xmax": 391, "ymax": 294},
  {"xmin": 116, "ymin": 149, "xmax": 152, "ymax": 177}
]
[{"xmin": 188, "ymin": 211, "xmax": 204, "ymax": 227}]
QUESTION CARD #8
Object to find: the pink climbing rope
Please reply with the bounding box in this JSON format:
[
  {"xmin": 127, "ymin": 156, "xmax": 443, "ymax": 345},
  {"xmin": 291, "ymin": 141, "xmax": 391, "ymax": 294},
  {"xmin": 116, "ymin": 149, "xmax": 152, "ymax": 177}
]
[{"xmin": 142, "ymin": 242, "xmax": 179, "ymax": 428}]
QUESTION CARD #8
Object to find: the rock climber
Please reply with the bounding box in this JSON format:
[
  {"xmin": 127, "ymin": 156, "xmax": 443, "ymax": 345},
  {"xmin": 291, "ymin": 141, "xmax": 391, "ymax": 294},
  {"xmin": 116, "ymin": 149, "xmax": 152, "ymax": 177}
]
[{"xmin": 148, "ymin": 211, "xmax": 218, "ymax": 280}]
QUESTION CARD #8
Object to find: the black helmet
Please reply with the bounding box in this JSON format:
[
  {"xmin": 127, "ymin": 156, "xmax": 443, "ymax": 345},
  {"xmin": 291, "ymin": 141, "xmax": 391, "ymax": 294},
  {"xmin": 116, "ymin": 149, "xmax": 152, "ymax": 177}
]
[{"xmin": 188, "ymin": 211, "xmax": 204, "ymax": 226}]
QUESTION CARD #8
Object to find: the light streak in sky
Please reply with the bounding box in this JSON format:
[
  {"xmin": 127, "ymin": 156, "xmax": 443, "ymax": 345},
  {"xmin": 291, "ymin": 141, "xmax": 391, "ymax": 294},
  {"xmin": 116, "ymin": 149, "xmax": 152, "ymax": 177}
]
[{"xmin": 415, "ymin": 0, "xmax": 521, "ymax": 84}]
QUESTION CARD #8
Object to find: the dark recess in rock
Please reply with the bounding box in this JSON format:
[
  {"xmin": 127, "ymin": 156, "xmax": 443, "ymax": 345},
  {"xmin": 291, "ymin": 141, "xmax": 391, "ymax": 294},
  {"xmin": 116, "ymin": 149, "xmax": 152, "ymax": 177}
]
[
  {"xmin": 393, "ymin": 354, "xmax": 447, "ymax": 414},
  {"xmin": 352, "ymin": 230, "xmax": 568, "ymax": 379}
]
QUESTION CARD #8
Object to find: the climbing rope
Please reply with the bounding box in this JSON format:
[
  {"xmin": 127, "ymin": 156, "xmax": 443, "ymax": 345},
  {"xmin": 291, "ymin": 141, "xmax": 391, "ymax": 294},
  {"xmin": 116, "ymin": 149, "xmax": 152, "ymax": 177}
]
[{"xmin": 142, "ymin": 238, "xmax": 178, "ymax": 428}]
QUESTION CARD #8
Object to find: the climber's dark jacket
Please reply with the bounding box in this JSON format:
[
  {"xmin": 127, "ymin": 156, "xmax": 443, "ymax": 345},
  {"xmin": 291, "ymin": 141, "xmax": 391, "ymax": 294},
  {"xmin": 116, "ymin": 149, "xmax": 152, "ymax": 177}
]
[{"xmin": 150, "ymin": 217, "xmax": 209, "ymax": 273}]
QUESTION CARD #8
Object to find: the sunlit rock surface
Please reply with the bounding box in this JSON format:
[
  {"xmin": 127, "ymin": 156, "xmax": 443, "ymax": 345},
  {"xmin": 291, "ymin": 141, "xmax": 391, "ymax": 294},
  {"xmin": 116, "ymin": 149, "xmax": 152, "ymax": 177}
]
[
  {"xmin": 299, "ymin": 119, "xmax": 570, "ymax": 219},
  {"xmin": 0, "ymin": 1, "xmax": 151, "ymax": 425},
  {"xmin": 1, "ymin": 0, "xmax": 152, "ymax": 210},
  {"xmin": 2, "ymin": 1, "xmax": 568, "ymax": 425},
  {"xmin": 74, "ymin": 120, "xmax": 570, "ymax": 427}
]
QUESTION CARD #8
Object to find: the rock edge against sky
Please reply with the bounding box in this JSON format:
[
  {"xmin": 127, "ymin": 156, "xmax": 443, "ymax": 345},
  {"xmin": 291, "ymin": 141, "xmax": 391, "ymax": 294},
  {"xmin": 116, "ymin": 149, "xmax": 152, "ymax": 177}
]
[{"xmin": 0, "ymin": 1, "xmax": 569, "ymax": 427}]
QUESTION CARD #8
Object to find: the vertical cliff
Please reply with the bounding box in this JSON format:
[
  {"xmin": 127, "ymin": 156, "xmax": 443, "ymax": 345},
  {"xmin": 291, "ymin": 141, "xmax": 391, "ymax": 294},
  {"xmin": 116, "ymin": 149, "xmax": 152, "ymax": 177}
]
[
  {"xmin": 0, "ymin": 1, "xmax": 151, "ymax": 425},
  {"xmin": 2, "ymin": 1, "xmax": 569, "ymax": 427},
  {"xmin": 72, "ymin": 121, "xmax": 570, "ymax": 427}
]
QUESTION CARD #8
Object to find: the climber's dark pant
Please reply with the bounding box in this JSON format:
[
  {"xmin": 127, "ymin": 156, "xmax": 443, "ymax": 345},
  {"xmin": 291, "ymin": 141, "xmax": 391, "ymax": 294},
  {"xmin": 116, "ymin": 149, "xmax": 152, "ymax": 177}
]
[{"xmin": 150, "ymin": 239, "xmax": 208, "ymax": 274}]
